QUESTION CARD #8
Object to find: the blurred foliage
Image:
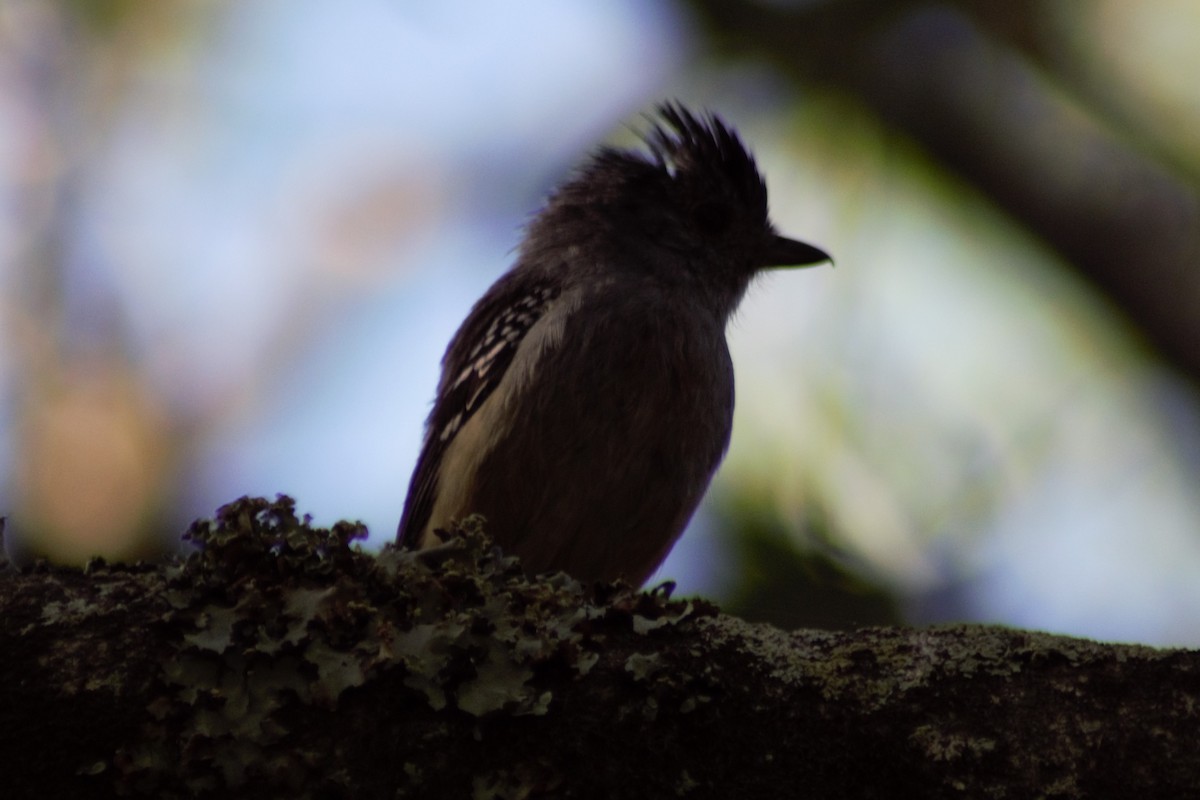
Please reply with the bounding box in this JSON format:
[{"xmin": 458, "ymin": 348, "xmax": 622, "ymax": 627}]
[
  {"xmin": 678, "ymin": 0, "xmax": 1200, "ymax": 638},
  {"xmin": 686, "ymin": 0, "xmax": 1200, "ymax": 381},
  {"xmin": 717, "ymin": 498, "xmax": 902, "ymax": 631},
  {"xmin": 62, "ymin": 0, "xmax": 141, "ymax": 32}
]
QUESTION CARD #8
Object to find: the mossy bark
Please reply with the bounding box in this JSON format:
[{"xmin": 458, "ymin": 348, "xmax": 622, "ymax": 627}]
[{"xmin": 2, "ymin": 497, "xmax": 1197, "ymax": 799}]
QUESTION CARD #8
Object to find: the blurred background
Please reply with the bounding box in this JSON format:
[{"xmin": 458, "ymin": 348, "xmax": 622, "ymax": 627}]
[{"xmin": 3, "ymin": 0, "xmax": 1200, "ymax": 645}]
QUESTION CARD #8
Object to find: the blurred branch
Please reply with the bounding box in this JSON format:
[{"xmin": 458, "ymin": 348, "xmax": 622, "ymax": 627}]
[{"xmin": 689, "ymin": 0, "xmax": 1200, "ymax": 381}]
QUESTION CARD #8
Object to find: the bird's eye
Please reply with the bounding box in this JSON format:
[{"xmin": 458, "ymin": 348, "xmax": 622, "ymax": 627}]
[{"xmin": 692, "ymin": 201, "xmax": 732, "ymax": 235}]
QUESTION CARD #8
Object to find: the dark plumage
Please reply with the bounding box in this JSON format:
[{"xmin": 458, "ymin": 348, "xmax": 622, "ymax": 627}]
[{"xmin": 397, "ymin": 102, "xmax": 829, "ymax": 584}]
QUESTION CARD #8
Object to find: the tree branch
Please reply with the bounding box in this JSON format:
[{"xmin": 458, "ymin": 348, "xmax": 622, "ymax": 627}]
[{"xmin": 2, "ymin": 496, "xmax": 1196, "ymax": 798}]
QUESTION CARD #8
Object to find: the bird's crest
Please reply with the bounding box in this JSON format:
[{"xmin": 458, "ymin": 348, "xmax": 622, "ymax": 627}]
[{"xmin": 644, "ymin": 102, "xmax": 770, "ymax": 222}]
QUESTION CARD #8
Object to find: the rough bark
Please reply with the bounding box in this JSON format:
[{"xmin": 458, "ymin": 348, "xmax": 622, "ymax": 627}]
[{"xmin": 2, "ymin": 497, "xmax": 1197, "ymax": 799}]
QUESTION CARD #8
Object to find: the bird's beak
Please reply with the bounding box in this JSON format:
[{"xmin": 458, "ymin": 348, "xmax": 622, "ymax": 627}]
[{"xmin": 760, "ymin": 234, "xmax": 832, "ymax": 268}]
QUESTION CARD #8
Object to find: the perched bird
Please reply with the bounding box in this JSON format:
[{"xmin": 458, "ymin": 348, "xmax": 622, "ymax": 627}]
[{"xmin": 397, "ymin": 102, "xmax": 830, "ymax": 584}]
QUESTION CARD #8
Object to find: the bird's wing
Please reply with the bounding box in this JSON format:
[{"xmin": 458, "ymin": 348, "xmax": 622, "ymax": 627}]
[{"xmin": 396, "ymin": 271, "xmax": 561, "ymax": 547}]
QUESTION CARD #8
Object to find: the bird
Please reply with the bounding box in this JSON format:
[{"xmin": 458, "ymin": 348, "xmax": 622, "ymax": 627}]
[{"xmin": 396, "ymin": 102, "xmax": 830, "ymax": 585}]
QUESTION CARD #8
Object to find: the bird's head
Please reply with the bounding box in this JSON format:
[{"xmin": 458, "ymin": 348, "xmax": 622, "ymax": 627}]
[{"xmin": 526, "ymin": 103, "xmax": 829, "ymax": 300}]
